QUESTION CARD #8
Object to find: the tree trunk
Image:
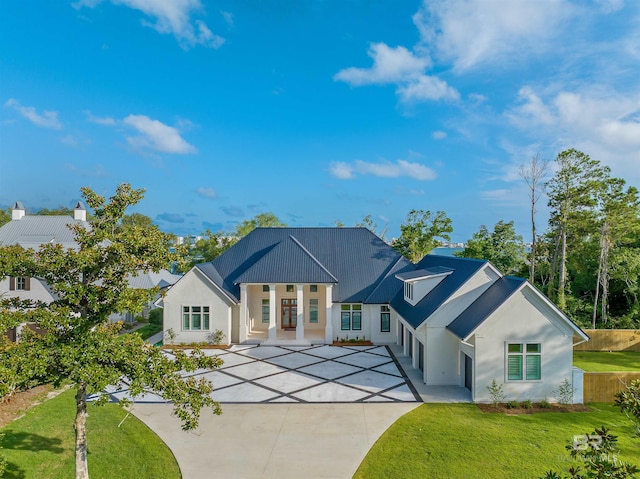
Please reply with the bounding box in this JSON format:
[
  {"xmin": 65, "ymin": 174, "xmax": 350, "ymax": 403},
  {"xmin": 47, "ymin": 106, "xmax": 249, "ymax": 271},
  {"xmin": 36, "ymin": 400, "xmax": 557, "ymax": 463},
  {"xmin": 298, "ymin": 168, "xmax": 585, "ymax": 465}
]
[
  {"xmin": 75, "ymin": 383, "xmax": 89, "ymax": 479},
  {"xmin": 601, "ymin": 223, "xmax": 611, "ymax": 325},
  {"xmin": 548, "ymin": 232, "xmax": 561, "ymax": 299},
  {"xmin": 558, "ymin": 226, "xmax": 567, "ymax": 310},
  {"xmin": 530, "ymin": 196, "xmax": 536, "ymax": 283}
]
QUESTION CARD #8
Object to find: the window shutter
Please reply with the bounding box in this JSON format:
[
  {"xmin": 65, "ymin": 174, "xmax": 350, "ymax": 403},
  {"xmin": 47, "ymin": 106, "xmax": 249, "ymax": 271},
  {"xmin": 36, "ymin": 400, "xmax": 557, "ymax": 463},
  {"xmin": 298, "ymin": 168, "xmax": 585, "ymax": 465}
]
[
  {"xmin": 9, "ymin": 277, "xmax": 15, "ymax": 290},
  {"xmin": 25, "ymin": 277, "xmax": 31, "ymax": 291}
]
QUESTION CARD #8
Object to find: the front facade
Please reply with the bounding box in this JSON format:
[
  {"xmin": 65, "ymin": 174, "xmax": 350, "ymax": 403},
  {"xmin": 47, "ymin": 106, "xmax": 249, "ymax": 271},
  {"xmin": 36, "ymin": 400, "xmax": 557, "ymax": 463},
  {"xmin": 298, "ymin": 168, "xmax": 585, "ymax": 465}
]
[{"xmin": 161, "ymin": 227, "xmax": 589, "ymax": 403}]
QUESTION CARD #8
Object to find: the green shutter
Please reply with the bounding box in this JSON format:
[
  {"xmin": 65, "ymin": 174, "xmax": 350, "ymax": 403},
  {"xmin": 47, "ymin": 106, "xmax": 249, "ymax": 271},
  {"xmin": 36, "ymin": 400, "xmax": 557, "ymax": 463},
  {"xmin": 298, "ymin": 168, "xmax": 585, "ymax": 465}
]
[
  {"xmin": 508, "ymin": 355, "xmax": 523, "ymax": 380},
  {"xmin": 526, "ymin": 355, "xmax": 541, "ymax": 380}
]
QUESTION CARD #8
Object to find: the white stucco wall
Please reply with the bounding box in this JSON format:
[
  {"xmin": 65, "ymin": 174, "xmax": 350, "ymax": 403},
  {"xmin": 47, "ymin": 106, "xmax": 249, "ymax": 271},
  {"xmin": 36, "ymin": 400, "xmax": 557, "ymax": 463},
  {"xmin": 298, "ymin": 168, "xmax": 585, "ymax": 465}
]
[
  {"xmin": 472, "ymin": 286, "xmax": 576, "ymax": 403},
  {"xmin": 162, "ymin": 268, "xmax": 234, "ymax": 345},
  {"xmin": 0, "ymin": 277, "xmax": 55, "ymax": 303}
]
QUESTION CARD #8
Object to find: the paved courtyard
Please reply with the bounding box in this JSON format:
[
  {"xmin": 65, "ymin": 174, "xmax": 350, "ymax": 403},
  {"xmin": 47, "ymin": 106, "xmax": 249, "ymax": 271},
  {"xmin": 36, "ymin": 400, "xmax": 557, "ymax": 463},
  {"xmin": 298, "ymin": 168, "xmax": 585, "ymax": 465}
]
[{"xmin": 109, "ymin": 344, "xmax": 421, "ymax": 404}]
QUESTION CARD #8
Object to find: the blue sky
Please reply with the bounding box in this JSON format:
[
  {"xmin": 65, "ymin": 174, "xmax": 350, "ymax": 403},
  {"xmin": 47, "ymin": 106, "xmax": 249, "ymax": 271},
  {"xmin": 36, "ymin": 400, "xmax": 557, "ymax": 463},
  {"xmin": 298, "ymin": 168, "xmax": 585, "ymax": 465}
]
[{"xmin": 1, "ymin": 0, "xmax": 639, "ymax": 241}]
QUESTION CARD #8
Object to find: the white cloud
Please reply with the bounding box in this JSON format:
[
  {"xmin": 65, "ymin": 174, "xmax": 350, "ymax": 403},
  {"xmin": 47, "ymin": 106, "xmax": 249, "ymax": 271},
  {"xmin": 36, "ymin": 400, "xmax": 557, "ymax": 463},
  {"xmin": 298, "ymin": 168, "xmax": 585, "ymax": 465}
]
[
  {"xmin": 196, "ymin": 187, "xmax": 217, "ymax": 199},
  {"xmin": 334, "ymin": 43, "xmax": 429, "ymax": 86},
  {"xmin": 330, "ymin": 159, "xmax": 437, "ymax": 181},
  {"xmin": 221, "ymin": 10, "xmax": 234, "ymax": 27},
  {"xmin": 432, "ymin": 130, "xmax": 447, "ymax": 140},
  {"xmin": 84, "ymin": 110, "xmax": 116, "ymax": 125},
  {"xmin": 4, "ymin": 98, "xmax": 62, "ymax": 129},
  {"xmin": 74, "ymin": 0, "xmax": 225, "ymax": 49},
  {"xmin": 60, "ymin": 134, "xmax": 79, "ymax": 147},
  {"xmin": 506, "ymin": 86, "xmax": 640, "ymax": 183},
  {"xmin": 413, "ymin": 0, "xmax": 574, "ymax": 72},
  {"xmin": 397, "ymin": 75, "xmax": 459, "ymax": 102},
  {"xmin": 123, "ymin": 114, "xmax": 197, "ymax": 154}
]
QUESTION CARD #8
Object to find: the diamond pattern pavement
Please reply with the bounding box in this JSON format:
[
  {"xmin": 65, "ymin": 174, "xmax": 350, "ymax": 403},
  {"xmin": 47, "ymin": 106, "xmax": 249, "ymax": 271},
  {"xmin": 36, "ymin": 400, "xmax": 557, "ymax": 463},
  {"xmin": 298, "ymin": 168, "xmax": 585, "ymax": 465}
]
[{"xmin": 100, "ymin": 344, "xmax": 421, "ymax": 404}]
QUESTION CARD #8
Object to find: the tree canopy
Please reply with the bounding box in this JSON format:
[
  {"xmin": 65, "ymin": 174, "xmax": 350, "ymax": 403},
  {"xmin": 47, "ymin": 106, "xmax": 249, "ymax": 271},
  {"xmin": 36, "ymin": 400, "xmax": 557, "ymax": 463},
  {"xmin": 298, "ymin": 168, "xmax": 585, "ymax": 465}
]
[
  {"xmin": 392, "ymin": 209, "xmax": 453, "ymax": 263},
  {"xmin": 0, "ymin": 184, "xmax": 221, "ymax": 479}
]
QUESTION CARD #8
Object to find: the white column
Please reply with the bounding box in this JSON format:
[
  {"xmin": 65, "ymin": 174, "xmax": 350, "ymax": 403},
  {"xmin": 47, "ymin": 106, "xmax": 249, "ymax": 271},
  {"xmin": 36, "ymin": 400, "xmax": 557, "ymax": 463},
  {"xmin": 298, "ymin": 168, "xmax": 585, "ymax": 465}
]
[
  {"xmin": 324, "ymin": 285, "xmax": 333, "ymax": 344},
  {"xmin": 296, "ymin": 284, "xmax": 304, "ymax": 341},
  {"xmin": 268, "ymin": 284, "xmax": 276, "ymax": 341},
  {"xmin": 239, "ymin": 284, "xmax": 248, "ymax": 343}
]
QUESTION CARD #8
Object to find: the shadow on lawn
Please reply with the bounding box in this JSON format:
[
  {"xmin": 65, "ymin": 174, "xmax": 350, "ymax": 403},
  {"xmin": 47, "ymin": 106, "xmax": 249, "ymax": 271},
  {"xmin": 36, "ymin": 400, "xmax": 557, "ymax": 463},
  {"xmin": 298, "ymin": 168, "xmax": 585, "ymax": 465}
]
[
  {"xmin": 1, "ymin": 430, "xmax": 64, "ymax": 454},
  {"xmin": 2, "ymin": 460, "xmax": 26, "ymax": 479}
]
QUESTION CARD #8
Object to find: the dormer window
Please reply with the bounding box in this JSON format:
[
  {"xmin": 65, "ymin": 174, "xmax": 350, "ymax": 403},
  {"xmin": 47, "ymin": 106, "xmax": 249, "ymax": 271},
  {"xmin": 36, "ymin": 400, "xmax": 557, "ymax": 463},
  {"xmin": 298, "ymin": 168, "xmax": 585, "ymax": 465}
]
[
  {"xmin": 404, "ymin": 282, "xmax": 413, "ymax": 300},
  {"xmin": 10, "ymin": 276, "xmax": 30, "ymax": 291}
]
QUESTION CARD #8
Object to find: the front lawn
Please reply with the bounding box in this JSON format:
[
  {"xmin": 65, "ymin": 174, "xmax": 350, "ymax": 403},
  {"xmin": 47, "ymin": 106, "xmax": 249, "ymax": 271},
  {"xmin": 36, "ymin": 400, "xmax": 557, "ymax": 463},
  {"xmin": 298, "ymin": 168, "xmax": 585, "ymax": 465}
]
[
  {"xmin": 354, "ymin": 403, "xmax": 640, "ymax": 479},
  {"xmin": 0, "ymin": 388, "xmax": 181, "ymax": 479},
  {"xmin": 574, "ymin": 351, "xmax": 640, "ymax": 372}
]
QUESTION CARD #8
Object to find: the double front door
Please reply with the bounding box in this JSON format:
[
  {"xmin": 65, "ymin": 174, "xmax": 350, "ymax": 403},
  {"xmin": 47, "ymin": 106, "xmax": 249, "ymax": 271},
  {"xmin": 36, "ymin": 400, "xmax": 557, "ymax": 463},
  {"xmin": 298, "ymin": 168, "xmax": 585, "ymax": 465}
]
[{"xmin": 281, "ymin": 298, "xmax": 297, "ymax": 329}]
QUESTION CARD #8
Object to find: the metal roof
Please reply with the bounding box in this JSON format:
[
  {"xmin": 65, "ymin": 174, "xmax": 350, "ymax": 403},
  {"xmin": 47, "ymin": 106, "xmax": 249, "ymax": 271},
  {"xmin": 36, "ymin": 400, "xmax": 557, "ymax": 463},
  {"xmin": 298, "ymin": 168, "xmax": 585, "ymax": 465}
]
[
  {"xmin": 395, "ymin": 266, "xmax": 454, "ymax": 281},
  {"xmin": 0, "ymin": 215, "xmax": 89, "ymax": 250},
  {"xmin": 126, "ymin": 270, "xmax": 181, "ymax": 290},
  {"xmin": 447, "ymin": 276, "xmax": 526, "ymax": 340},
  {"xmin": 198, "ymin": 227, "xmax": 405, "ymax": 303},
  {"xmin": 390, "ymin": 255, "xmax": 488, "ymax": 329}
]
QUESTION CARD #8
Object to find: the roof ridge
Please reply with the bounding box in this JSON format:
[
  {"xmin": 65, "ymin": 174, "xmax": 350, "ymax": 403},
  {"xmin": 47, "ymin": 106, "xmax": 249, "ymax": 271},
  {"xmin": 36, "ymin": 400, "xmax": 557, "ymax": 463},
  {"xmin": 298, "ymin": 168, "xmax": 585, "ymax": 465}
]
[
  {"xmin": 288, "ymin": 235, "xmax": 338, "ymax": 282},
  {"xmin": 363, "ymin": 255, "xmax": 404, "ymax": 303}
]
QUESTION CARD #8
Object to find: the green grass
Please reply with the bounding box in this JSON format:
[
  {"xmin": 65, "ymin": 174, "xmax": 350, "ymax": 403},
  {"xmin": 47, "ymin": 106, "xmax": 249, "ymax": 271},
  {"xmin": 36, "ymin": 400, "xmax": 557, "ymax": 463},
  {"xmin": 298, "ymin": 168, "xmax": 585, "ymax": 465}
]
[
  {"xmin": 133, "ymin": 323, "xmax": 163, "ymax": 340},
  {"xmin": 0, "ymin": 388, "xmax": 181, "ymax": 479},
  {"xmin": 354, "ymin": 403, "xmax": 640, "ymax": 479},
  {"xmin": 574, "ymin": 351, "xmax": 640, "ymax": 372}
]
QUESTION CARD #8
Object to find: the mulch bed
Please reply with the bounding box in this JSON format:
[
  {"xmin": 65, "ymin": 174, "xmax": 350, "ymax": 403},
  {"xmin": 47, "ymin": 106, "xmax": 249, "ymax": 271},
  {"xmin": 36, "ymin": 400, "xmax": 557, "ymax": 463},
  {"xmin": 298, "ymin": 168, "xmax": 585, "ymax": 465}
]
[
  {"xmin": 477, "ymin": 403, "xmax": 591, "ymax": 415},
  {"xmin": 161, "ymin": 344, "xmax": 230, "ymax": 350},
  {"xmin": 0, "ymin": 384, "xmax": 64, "ymax": 428}
]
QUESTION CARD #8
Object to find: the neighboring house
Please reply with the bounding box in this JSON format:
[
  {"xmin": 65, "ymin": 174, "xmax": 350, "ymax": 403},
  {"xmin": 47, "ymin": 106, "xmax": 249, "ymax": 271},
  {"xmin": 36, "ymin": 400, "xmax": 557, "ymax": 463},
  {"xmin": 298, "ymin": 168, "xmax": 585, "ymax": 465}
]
[
  {"xmin": 161, "ymin": 227, "xmax": 589, "ymax": 403},
  {"xmin": 0, "ymin": 201, "xmax": 179, "ymax": 339}
]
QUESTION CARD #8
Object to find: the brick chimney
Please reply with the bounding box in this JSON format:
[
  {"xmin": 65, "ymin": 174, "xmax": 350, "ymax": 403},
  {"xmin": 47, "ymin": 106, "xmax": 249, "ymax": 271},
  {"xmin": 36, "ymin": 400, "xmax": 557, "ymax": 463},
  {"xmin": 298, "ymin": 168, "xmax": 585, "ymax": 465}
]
[
  {"xmin": 74, "ymin": 201, "xmax": 87, "ymax": 221},
  {"xmin": 11, "ymin": 201, "xmax": 25, "ymax": 220}
]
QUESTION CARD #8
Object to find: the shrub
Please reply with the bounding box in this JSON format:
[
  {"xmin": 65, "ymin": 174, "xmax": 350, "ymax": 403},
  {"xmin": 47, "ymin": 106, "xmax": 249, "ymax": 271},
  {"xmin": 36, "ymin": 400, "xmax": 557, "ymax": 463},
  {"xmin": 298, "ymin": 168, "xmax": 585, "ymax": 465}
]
[
  {"xmin": 505, "ymin": 400, "xmax": 519, "ymax": 409},
  {"xmin": 149, "ymin": 308, "xmax": 163, "ymax": 327},
  {"xmin": 520, "ymin": 400, "xmax": 533, "ymax": 409},
  {"xmin": 486, "ymin": 379, "xmax": 506, "ymax": 406},
  {"xmin": 554, "ymin": 378, "xmax": 574, "ymax": 405},
  {"xmin": 206, "ymin": 329, "xmax": 224, "ymax": 345},
  {"xmin": 615, "ymin": 379, "xmax": 640, "ymax": 436},
  {"xmin": 164, "ymin": 328, "xmax": 176, "ymax": 344},
  {"xmin": 539, "ymin": 399, "xmax": 551, "ymax": 409}
]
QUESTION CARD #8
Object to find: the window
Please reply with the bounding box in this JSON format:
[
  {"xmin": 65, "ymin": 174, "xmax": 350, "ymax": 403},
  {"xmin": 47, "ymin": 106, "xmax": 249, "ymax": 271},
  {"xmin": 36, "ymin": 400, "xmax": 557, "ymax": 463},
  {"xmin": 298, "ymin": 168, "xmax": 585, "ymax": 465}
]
[
  {"xmin": 341, "ymin": 304, "xmax": 362, "ymax": 330},
  {"xmin": 10, "ymin": 276, "xmax": 30, "ymax": 291},
  {"xmin": 380, "ymin": 305, "xmax": 391, "ymax": 332},
  {"xmin": 286, "ymin": 285, "xmax": 294, "ymax": 293},
  {"xmin": 182, "ymin": 306, "xmax": 210, "ymax": 330},
  {"xmin": 404, "ymin": 282, "xmax": 413, "ymax": 300},
  {"xmin": 262, "ymin": 299, "xmax": 270, "ymax": 323},
  {"xmin": 309, "ymin": 298, "xmax": 318, "ymax": 323},
  {"xmin": 262, "ymin": 285, "xmax": 269, "ymax": 292},
  {"xmin": 310, "ymin": 284, "xmax": 318, "ymax": 293},
  {"xmin": 507, "ymin": 342, "xmax": 541, "ymax": 381}
]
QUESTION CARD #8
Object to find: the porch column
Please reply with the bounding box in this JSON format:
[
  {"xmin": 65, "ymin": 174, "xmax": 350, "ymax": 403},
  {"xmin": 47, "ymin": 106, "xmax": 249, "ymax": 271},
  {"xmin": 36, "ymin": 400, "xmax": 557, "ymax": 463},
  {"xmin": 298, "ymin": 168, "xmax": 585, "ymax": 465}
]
[
  {"xmin": 239, "ymin": 284, "xmax": 248, "ymax": 343},
  {"xmin": 296, "ymin": 284, "xmax": 304, "ymax": 341},
  {"xmin": 324, "ymin": 284, "xmax": 333, "ymax": 344},
  {"xmin": 268, "ymin": 284, "xmax": 276, "ymax": 341}
]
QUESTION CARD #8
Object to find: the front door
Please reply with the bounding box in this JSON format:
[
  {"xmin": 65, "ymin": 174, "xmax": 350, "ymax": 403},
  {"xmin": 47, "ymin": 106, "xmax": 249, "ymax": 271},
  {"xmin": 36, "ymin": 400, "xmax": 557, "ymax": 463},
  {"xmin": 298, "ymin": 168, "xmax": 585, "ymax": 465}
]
[{"xmin": 281, "ymin": 298, "xmax": 297, "ymax": 329}]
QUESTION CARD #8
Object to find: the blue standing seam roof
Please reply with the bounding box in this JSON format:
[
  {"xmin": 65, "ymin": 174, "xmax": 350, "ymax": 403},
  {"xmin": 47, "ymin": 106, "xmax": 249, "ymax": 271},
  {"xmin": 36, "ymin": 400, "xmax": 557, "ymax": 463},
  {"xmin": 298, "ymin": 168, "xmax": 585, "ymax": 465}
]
[
  {"xmin": 390, "ymin": 255, "xmax": 489, "ymax": 329},
  {"xmin": 447, "ymin": 276, "xmax": 526, "ymax": 339}
]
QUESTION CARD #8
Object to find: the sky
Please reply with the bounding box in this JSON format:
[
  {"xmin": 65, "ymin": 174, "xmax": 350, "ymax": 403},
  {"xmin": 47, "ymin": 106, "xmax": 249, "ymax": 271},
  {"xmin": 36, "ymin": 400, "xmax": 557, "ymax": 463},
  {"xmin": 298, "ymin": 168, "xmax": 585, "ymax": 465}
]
[{"xmin": 1, "ymin": 0, "xmax": 639, "ymax": 241}]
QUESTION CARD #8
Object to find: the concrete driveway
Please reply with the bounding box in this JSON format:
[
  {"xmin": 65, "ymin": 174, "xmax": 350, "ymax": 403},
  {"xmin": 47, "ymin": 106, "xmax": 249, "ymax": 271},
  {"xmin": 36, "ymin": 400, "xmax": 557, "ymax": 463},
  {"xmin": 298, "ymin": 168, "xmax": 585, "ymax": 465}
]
[
  {"xmin": 126, "ymin": 345, "xmax": 421, "ymax": 478},
  {"xmin": 132, "ymin": 402, "xmax": 419, "ymax": 479}
]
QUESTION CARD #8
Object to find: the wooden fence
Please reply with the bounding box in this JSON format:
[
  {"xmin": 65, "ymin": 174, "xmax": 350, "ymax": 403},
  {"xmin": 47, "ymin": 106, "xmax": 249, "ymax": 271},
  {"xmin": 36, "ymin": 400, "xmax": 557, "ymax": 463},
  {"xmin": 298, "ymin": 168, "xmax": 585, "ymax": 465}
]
[
  {"xmin": 574, "ymin": 329, "xmax": 640, "ymax": 352},
  {"xmin": 582, "ymin": 372, "xmax": 640, "ymax": 402}
]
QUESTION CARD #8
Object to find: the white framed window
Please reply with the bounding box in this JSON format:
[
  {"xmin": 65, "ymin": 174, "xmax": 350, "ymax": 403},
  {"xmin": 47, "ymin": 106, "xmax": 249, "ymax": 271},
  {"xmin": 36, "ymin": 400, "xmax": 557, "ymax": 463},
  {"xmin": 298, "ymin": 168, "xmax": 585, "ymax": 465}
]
[
  {"xmin": 262, "ymin": 299, "xmax": 270, "ymax": 323},
  {"xmin": 309, "ymin": 298, "xmax": 319, "ymax": 323},
  {"xmin": 341, "ymin": 304, "xmax": 362, "ymax": 330},
  {"xmin": 310, "ymin": 284, "xmax": 318, "ymax": 293},
  {"xmin": 507, "ymin": 342, "xmax": 541, "ymax": 381},
  {"xmin": 286, "ymin": 285, "xmax": 294, "ymax": 293},
  {"xmin": 182, "ymin": 306, "xmax": 210, "ymax": 331},
  {"xmin": 10, "ymin": 276, "xmax": 30, "ymax": 291},
  {"xmin": 262, "ymin": 285, "xmax": 269, "ymax": 292},
  {"xmin": 380, "ymin": 305, "xmax": 390, "ymax": 332}
]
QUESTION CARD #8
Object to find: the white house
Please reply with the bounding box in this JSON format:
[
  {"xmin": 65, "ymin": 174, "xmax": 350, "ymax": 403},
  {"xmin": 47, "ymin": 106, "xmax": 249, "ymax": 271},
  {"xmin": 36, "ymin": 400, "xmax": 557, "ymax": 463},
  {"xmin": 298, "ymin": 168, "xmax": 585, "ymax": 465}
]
[{"xmin": 160, "ymin": 227, "xmax": 589, "ymax": 403}]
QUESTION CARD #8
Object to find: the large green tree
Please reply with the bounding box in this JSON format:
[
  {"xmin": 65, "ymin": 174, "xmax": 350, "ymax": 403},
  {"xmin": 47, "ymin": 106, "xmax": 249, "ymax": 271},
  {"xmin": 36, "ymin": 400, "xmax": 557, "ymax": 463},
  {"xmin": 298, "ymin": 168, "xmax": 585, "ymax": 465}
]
[
  {"xmin": 234, "ymin": 212, "xmax": 286, "ymax": 237},
  {"xmin": 0, "ymin": 184, "xmax": 221, "ymax": 479},
  {"xmin": 0, "ymin": 208, "xmax": 10, "ymax": 227},
  {"xmin": 393, "ymin": 209, "xmax": 453, "ymax": 263},
  {"xmin": 546, "ymin": 149, "xmax": 608, "ymax": 310},
  {"xmin": 456, "ymin": 220, "xmax": 526, "ymax": 275},
  {"xmin": 356, "ymin": 214, "xmax": 388, "ymax": 241}
]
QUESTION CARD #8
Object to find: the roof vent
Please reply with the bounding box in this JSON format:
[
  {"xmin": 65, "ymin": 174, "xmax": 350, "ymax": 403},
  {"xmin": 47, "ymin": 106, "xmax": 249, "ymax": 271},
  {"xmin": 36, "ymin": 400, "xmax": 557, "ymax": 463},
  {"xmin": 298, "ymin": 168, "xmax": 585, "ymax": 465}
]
[
  {"xmin": 11, "ymin": 201, "xmax": 26, "ymax": 220},
  {"xmin": 74, "ymin": 201, "xmax": 87, "ymax": 221}
]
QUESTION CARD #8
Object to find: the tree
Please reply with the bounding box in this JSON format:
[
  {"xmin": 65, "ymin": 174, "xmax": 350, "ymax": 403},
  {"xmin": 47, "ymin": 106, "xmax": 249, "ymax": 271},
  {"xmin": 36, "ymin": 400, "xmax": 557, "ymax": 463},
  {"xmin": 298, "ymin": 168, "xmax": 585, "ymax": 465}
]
[
  {"xmin": 234, "ymin": 212, "xmax": 286, "ymax": 238},
  {"xmin": 393, "ymin": 209, "xmax": 453, "ymax": 263},
  {"xmin": 356, "ymin": 214, "xmax": 388, "ymax": 241},
  {"xmin": 615, "ymin": 379, "xmax": 640, "ymax": 437},
  {"xmin": 190, "ymin": 229, "xmax": 235, "ymax": 264},
  {"xmin": 0, "ymin": 208, "xmax": 10, "ymax": 227},
  {"xmin": 520, "ymin": 154, "xmax": 550, "ymax": 283},
  {"xmin": 0, "ymin": 184, "xmax": 221, "ymax": 479},
  {"xmin": 36, "ymin": 206, "xmax": 75, "ymax": 216},
  {"xmin": 546, "ymin": 149, "xmax": 608, "ymax": 310},
  {"xmin": 456, "ymin": 220, "xmax": 526, "ymax": 275},
  {"xmin": 119, "ymin": 212, "xmax": 155, "ymax": 230}
]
